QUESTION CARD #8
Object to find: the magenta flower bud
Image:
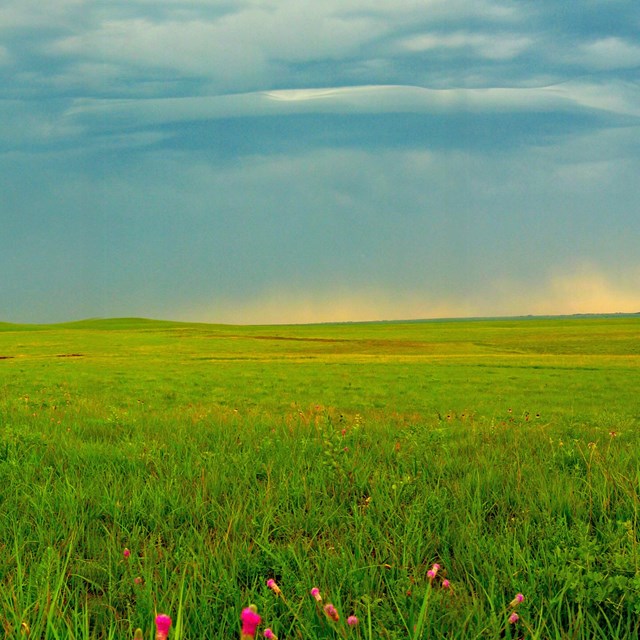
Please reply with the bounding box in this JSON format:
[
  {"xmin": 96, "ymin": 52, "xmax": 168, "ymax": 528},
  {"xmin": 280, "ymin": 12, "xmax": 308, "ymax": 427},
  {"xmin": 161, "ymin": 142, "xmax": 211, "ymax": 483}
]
[
  {"xmin": 347, "ymin": 615, "xmax": 359, "ymax": 626},
  {"xmin": 508, "ymin": 612, "xmax": 519, "ymax": 624},
  {"xmin": 509, "ymin": 593, "xmax": 524, "ymax": 608},
  {"xmin": 442, "ymin": 579, "xmax": 450, "ymax": 589},
  {"xmin": 123, "ymin": 548, "xmax": 131, "ymax": 558},
  {"xmin": 324, "ymin": 603, "xmax": 339, "ymax": 622},
  {"xmin": 241, "ymin": 605, "xmax": 261, "ymax": 638},
  {"xmin": 155, "ymin": 614, "xmax": 171, "ymax": 639},
  {"xmin": 310, "ymin": 587, "xmax": 322, "ymax": 602},
  {"xmin": 266, "ymin": 579, "xmax": 281, "ymax": 596},
  {"xmin": 264, "ymin": 629, "xmax": 278, "ymax": 639}
]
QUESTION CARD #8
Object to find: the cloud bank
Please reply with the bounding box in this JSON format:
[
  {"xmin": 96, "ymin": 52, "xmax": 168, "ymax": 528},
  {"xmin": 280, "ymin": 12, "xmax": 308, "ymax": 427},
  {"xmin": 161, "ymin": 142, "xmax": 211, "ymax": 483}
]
[{"xmin": 1, "ymin": 0, "xmax": 639, "ymax": 323}]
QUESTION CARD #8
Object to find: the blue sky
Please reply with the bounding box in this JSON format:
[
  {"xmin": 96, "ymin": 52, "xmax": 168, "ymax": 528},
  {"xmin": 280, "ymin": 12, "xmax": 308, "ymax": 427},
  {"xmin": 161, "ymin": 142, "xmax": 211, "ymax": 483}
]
[{"xmin": 2, "ymin": 0, "xmax": 639, "ymax": 323}]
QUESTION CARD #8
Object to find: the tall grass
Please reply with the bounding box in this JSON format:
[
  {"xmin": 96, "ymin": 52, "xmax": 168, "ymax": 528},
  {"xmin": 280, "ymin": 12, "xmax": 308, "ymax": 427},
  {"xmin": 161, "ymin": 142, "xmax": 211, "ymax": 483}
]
[
  {"xmin": 1, "ymin": 406, "xmax": 638, "ymax": 638},
  {"xmin": 0, "ymin": 317, "xmax": 638, "ymax": 638}
]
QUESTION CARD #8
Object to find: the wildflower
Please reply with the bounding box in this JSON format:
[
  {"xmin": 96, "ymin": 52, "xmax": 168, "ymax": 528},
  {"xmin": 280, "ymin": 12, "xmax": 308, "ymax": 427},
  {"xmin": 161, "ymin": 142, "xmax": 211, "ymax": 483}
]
[
  {"xmin": 123, "ymin": 548, "xmax": 131, "ymax": 559},
  {"xmin": 427, "ymin": 563, "xmax": 440, "ymax": 581},
  {"xmin": 155, "ymin": 614, "xmax": 171, "ymax": 640},
  {"xmin": 310, "ymin": 587, "xmax": 322, "ymax": 602},
  {"xmin": 133, "ymin": 630, "xmax": 143, "ymax": 640},
  {"xmin": 324, "ymin": 603, "xmax": 340, "ymax": 622},
  {"xmin": 509, "ymin": 593, "xmax": 524, "ymax": 608},
  {"xmin": 241, "ymin": 605, "xmax": 261, "ymax": 639},
  {"xmin": 347, "ymin": 616, "xmax": 359, "ymax": 626},
  {"xmin": 442, "ymin": 579, "xmax": 450, "ymax": 589},
  {"xmin": 266, "ymin": 579, "xmax": 281, "ymax": 596},
  {"xmin": 134, "ymin": 576, "xmax": 143, "ymax": 585},
  {"xmin": 264, "ymin": 629, "xmax": 278, "ymax": 639},
  {"xmin": 508, "ymin": 612, "xmax": 519, "ymax": 625}
]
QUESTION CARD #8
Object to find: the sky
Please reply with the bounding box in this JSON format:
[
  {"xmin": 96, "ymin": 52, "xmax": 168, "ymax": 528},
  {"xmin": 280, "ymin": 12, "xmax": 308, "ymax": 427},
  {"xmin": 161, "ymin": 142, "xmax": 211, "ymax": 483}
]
[{"xmin": 1, "ymin": 0, "xmax": 640, "ymax": 324}]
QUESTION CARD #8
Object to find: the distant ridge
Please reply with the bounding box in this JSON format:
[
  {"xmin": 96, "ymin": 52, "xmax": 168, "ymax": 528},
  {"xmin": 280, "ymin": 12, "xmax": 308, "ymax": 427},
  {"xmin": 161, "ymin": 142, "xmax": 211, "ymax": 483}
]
[
  {"xmin": 55, "ymin": 317, "xmax": 190, "ymax": 330},
  {"xmin": 0, "ymin": 317, "xmax": 197, "ymax": 332},
  {"xmin": 361, "ymin": 311, "xmax": 640, "ymax": 325},
  {"xmin": 280, "ymin": 311, "xmax": 640, "ymax": 327},
  {"xmin": 0, "ymin": 312, "xmax": 638, "ymax": 331}
]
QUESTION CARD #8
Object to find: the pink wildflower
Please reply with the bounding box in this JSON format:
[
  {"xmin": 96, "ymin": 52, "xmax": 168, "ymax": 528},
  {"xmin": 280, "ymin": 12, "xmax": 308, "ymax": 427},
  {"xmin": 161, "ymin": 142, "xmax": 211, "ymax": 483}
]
[
  {"xmin": 310, "ymin": 587, "xmax": 322, "ymax": 602},
  {"xmin": 240, "ymin": 605, "xmax": 261, "ymax": 639},
  {"xmin": 264, "ymin": 629, "xmax": 278, "ymax": 639},
  {"xmin": 134, "ymin": 576, "xmax": 143, "ymax": 585},
  {"xmin": 427, "ymin": 563, "xmax": 440, "ymax": 581},
  {"xmin": 155, "ymin": 614, "xmax": 171, "ymax": 640},
  {"xmin": 324, "ymin": 603, "xmax": 340, "ymax": 622},
  {"xmin": 508, "ymin": 612, "xmax": 519, "ymax": 624},
  {"xmin": 509, "ymin": 593, "xmax": 524, "ymax": 608},
  {"xmin": 347, "ymin": 616, "xmax": 359, "ymax": 626},
  {"xmin": 442, "ymin": 579, "xmax": 450, "ymax": 589},
  {"xmin": 266, "ymin": 579, "xmax": 282, "ymax": 596},
  {"xmin": 123, "ymin": 548, "xmax": 131, "ymax": 558}
]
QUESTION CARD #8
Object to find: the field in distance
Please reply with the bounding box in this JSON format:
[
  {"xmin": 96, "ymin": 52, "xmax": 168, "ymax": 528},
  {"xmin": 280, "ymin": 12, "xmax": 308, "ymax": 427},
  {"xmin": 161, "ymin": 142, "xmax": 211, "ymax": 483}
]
[
  {"xmin": 0, "ymin": 315, "xmax": 638, "ymax": 638},
  {"xmin": 1, "ymin": 314, "xmax": 639, "ymax": 418}
]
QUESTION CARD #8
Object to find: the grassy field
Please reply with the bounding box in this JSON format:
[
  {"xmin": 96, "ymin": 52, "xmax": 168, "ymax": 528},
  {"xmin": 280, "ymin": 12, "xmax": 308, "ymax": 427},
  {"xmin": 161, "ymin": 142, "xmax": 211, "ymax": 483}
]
[{"xmin": 0, "ymin": 315, "xmax": 638, "ymax": 639}]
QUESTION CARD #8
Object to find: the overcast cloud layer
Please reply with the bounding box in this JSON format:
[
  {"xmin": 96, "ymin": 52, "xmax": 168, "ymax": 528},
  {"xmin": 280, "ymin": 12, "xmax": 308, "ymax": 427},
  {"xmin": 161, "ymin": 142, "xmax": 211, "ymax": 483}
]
[{"xmin": 2, "ymin": 0, "xmax": 639, "ymax": 323}]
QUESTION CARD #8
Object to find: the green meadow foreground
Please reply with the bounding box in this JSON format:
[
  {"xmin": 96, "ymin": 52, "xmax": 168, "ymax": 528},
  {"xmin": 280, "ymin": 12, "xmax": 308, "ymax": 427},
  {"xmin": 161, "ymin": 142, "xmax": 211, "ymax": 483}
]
[{"xmin": 0, "ymin": 316, "xmax": 639, "ymax": 639}]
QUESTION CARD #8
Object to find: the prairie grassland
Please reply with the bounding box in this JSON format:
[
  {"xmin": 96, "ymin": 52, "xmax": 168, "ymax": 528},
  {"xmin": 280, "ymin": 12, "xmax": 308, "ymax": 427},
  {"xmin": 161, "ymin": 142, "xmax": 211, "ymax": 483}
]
[{"xmin": 0, "ymin": 316, "xmax": 638, "ymax": 639}]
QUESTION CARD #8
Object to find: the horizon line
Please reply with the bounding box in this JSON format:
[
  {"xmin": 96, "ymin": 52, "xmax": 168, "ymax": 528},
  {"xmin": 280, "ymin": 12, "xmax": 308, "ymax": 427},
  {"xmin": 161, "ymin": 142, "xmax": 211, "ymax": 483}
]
[{"xmin": 2, "ymin": 311, "xmax": 639, "ymax": 330}]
